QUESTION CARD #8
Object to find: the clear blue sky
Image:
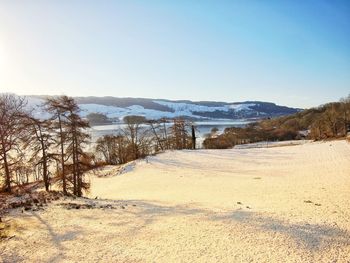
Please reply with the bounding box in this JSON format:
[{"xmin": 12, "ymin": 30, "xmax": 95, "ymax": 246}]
[{"xmin": 0, "ymin": 0, "xmax": 349, "ymax": 108}]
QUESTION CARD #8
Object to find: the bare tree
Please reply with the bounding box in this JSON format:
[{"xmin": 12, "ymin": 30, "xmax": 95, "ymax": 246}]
[
  {"xmin": 169, "ymin": 119, "xmax": 192, "ymax": 150},
  {"xmin": 160, "ymin": 118, "xmax": 170, "ymax": 150},
  {"xmin": 147, "ymin": 120, "xmax": 164, "ymax": 152},
  {"xmin": 310, "ymin": 117, "xmax": 326, "ymax": 140},
  {"xmin": 95, "ymin": 134, "xmax": 129, "ymax": 165},
  {"xmin": 0, "ymin": 94, "xmax": 27, "ymax": 192},
  {"xmin": 14, "ymin": 160, "xmax": 33, "ymax": 186},
  {"xmin": 96, "ymin": 135, "xmax": 118, "ymax": 165},
  {"xmin": 44, "ymin": 96, "xmax": 90, "ymax": 196},
  {"xmin": 24, "ymin": 115, "xmax": 56, "ymax": 191},
  {"xmin": 148, "ymin": 118, "xmax": 172, "ymax": 151},
  {"xmin": 45, "ymin": 96, "xmax": 70, "ymax": 194},
  {"xmin": 64, "ymin": 98, "xmax": 90, "ymax": 196},
  {"xmin": 114, "ymin": 135, "xmax": 129, "ymax": 164},
  {"xmin": 323, "ymin": 103, "xmax": 342, "ymax": 137},
  {"xmin": 122, "ymin": 116, "xmax": 150, "ymax": 160},
  {"xmin": 340, "ymin": 94, "xmax": 350, "ymax": 136}
]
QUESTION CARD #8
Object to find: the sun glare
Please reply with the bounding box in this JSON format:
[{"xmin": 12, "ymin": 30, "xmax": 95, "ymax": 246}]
[{"xmin": 0, "ymin": 43, "xmax": 8, "ymax": 72}]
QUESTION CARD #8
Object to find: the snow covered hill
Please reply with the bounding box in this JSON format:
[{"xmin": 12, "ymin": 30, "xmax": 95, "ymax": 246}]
[{"xmin": 25, "ymin": 95, "xmax": 300, "ymax": 121}]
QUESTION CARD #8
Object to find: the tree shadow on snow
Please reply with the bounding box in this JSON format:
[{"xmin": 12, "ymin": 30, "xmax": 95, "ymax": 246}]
[
  {"xmin": 78, "ymin": 198, "xmax": 350, "ymax": 252},
  {"xmin": 210, "ymin": 210, "xmax": 350, "ymax": 251},
  {"xmin": 29, "ymin": 211, "xmax": 82, "ymax": 262}
]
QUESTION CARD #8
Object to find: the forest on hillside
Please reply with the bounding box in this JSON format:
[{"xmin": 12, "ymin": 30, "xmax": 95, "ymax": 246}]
[{"xmin": 203, "ymin": 95, "xmax": 350, "ymax": 149}]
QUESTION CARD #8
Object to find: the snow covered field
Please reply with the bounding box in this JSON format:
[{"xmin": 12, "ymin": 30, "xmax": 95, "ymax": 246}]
[{"xmin": 1, "ymin": 140, "xmax": 350, "ymax": 262}]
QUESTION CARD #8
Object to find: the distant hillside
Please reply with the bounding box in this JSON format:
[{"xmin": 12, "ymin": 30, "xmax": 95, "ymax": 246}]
[
  {"xmin": 203, "ymin": 94, "xmax": 350, "ymax": 149},
  {"xmin": 28, "ymin": 95, "xmax": 301, "ymax": 122}
]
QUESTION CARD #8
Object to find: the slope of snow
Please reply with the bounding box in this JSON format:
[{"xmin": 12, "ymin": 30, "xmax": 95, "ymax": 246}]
[
  {"xmin": 2, "ymin": 140, "xmax": 350, "ymax": 262},
  {"xmin": 79, "ymin": 103, "xmax": 204, "ymax": 120},
  {"xmin": 154, "ymin": 100, "xmax": 255, "ymax": 114},
  {"xmin": 229, "ymin": 103, "xmax": 255, "ymax": 111},
  {"xmin": 153, "ymin": 100, "xmax": 228, "ymax": 113}
]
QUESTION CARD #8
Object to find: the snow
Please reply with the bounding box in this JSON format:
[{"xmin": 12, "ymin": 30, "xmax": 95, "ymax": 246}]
[
  {"xmin": 25, "ymin": 96, "xmax": 256, "ymax": 120},
  {"xmin": 154, "ymin": 100, "xmax": 228, "ymax": 114},
  {"xmin": 234, "ymin": 140, "xmax": 312, "ymax": 149},
  {"xmin": 154, "ymin": 100, "xmax": 255, "ymax": 115},
  {"xmin": 87, "ymin": 162, "xmax": 138, "ymax": 178},
  {"xmin": 79, "ymin": 101, "xmax": 256, "ymax": 119},
  {"xmin": 229, "ymin": 103, "xmax": 255, "ymax": 111},
  {"xmin": 2, "ymin": 140, "xmax": 350, "ymax": 262},
  {"xmin": 79, "ymin": 103, "xmax": 210, "ymax": 120}
]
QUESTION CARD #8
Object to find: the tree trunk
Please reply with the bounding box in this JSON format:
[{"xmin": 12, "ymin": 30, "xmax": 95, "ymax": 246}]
[
  {"xmin": 42, "ymin": 152, "xmax": 49, "ymax": 191},
  {"xmin": 72, "ymin": 136, "xmax": 77, "ymax": 196},
  {"xmin": 74, "ymin": 136, "xmax": 82, "ymax": 197},
  {"xmin": 39, "ymin": 127, "xmax": 50, "ymax": 192},
  {"xmin": 163, "ymin": 122, "xmax": 169, "ymax": 150},
  {"xmin": 150, "ymin": 123, "xmax": 163, "ymax": 151},
  {"xmin": 3, "ymin": 153, "xmax": 11, "ymax": 193},
  {"xmin": 58, "ymin": 115, "xmax": 67, "ymax": 195}
]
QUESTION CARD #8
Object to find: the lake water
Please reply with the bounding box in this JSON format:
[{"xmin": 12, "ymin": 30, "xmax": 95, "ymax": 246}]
[{"xmin": 88, "ymin": 120, "xmax": 252, "ymax": 148}]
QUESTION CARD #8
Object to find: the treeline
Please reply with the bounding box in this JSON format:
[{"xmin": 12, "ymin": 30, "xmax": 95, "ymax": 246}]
[
  {"xmin": 86, "ymin": 113, "xmax": 112, "ymax": 125},
  {"xmin": 203, "ymin": 95, "xmax": 350, "ymax": 149},
  {"xmin": 0, "ymin": 94, "xmax": 196, "ymax": 195},
  {"xmin": 95, "ymin": 118, "xmax": 196, "ymax": 165},
  {"xmin": 0, "ymin": 94, "xmax": 91, "ymax": 196}
]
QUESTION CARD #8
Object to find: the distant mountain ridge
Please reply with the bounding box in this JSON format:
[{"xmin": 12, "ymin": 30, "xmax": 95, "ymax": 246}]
[{"xmin": 27, "ymin": 95, "xmax": 301, "ymax": 121}]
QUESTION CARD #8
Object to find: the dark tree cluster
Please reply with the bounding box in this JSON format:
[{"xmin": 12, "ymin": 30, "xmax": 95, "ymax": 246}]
[{"xmin": 86, "ymin": 113, "xmax": 112, "ymax": 125}]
